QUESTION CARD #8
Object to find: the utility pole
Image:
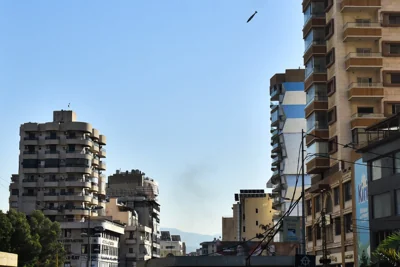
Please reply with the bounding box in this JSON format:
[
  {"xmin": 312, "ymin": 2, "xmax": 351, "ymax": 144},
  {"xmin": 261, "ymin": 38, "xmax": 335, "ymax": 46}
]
[{"xmin": 301, "ymin": 129, "xmax": 306, "ymax": 255}]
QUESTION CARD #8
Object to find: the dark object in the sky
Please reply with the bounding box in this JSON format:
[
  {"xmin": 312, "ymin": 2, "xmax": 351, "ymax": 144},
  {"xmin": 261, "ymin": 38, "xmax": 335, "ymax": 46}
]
[{"xmin": 247, "ymin": 11, "xmax": 257, "ymax": 23}]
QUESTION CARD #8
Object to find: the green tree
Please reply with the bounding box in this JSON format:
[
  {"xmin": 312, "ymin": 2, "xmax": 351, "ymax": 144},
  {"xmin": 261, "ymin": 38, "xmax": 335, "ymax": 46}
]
[
  {"xmin": 7, "ymin": 209, "xmax": 41, "ymax": 267},
  {"xmin": 0, "ymin": 211, "xmax": 13, "ymax": 252},
  {"xmin": 373, "ymin": 231, "xmax": 400, "ymax": 266},
  {"xmin": 360, "ymin": 250, "xmax": 370, "ymax": 267},
  {"xmin": 29, "ymin": 210, "xmax": 65, "ymax": 267}
]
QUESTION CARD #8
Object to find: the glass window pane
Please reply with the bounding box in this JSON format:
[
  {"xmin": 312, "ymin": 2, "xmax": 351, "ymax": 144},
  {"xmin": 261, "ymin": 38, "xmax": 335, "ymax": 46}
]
[{"xmin": 373, "ymin": 192, "xmax": 391, "ymax": 218}]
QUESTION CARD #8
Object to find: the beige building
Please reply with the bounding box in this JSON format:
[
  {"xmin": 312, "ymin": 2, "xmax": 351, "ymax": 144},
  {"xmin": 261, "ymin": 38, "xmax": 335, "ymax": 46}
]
[
  {"xmin": 0, "ymin": 252, "xmax": 17, "ymax": 267},
  {"xmin": 222, "ymin": 190, "xmax": 273, "ymax": 242},
  {"xmin": 303, "ymin": 0, "xmax": 400, "ymax": 266},
  {"xmin": 9, "ymin": 110, "xmax": 107, "ymax": 222},
  {"xmin": 106, "ymin": 198, "xmax": 154, "ymax": 265},
  {"xmin": 160, "ymin": 232, "xmax": 185, "ymax": 257}
]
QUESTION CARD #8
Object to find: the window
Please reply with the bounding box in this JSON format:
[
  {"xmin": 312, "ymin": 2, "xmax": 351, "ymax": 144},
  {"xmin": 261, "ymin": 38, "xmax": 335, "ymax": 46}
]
[
  {"xmin": 81, "ymin": 244, "xmax": 88, "ymax": 254},
  {"xmin": 327, "ymin": 76, "xmax": 336, "ymax": 96},
  {"xmin": 395, "ymin": 152, "xmax": 400, "ymax": 173},
  {"xmin": 325, "ymin": 19, "xmax": 334, "ymax": 40},
  {"xmin": 256, "ymin": 221, "xmax": 258, "ymax": 226},
  {"xmin": 371, "ymin": 159, "xmax": 383, "ymax": 180},
  {"xmin": 324, "ymin": 0, "xmax": 333, "ymax": 11},
  {"xmin": 10, "ymin": 202, "xmax": 18, "ymax": 208},
  {"xmin": 255, "ymin": 208, "xmax": 258, "ymax": 213},
  {"xmin": 383, "ymin": 42, "xmax": 400, "ymax": 56},
  {"xmin": 334, "ymin": 217, "xmax": 341, "ymax": 235},
  {"xmin": 315, "ymin": 195, "xmax": 321, "ymax": 212},
  {"xmin": 373, "ymin": 192, "xmax": 391, "ymax": 218},
  {"xmin": 243, "ymin": 226, "xmax": 246, "ymax": 232},
  {"xmin": 326, "ymin": 48, "xmax": 335, "ymax": 67},
  {"xmin": 316, "ymin": 225, "xmax": 322, "ymax": 240},
  {"xmin": 328, "ymin": 107, "xmax": 337, "ymax": 125},
  {"xmin": 389, "ymin": 14, "xmax": 400, "ymax": 25},
  {"xmin": 352, "ymin": 128, "xmax": 368, "ymax": 146},
  {"xmin": 396, "ymin": 190, "xmax": 400, "ymax": 215},
  {"xmin": 382, "ymin": 13, "xmax": 400, "ymax": 26},
  {"xmin": 392, "ymin": 105, "xmax": 400, "ymax": 115},
  {"xmin": 357, "ymin": 107, "xmax": 374, "ymax": 114},
  {"xmin": 11, "ymin": 189, "xmax": 18, "ymax": 196},
  {"xmin": 306, "ymin": 199, "xmax": 312, "ymax": 215},
  {"xmin": 343, "ymin": 181, "xmax": 352, "ymax": 202},
  {"xmin": 64, "ymin": 245, "xmax": 71, "ymax": 254},
  {"xmin": 383, "ymin": 71, "xmax": 400, "ymax": 86},
  {"xmin": 307, "ymin": 226, "xmax": 313, "ymax": 242},
  {"xmin": 392, "ymin": 73, "xmax": 400, "ymax": 84},
  {"xmin": 344, "ymin": 213, "xmax": 352, "ymax": 233},
  {"xmin": 356, "ymin": 48, "xmax": 372, "ymax": 56},
  {"xmin": 129, "ymin": 248, "xmax": 133, "ymax": 253},
  {"xmin": 64, "ymin": 229, "xmax": 72, "ymax": 238},
  {"xmin": 333, "ymin": 187, "xmax": 339, "ymax": 206},
  {"xmin": 328, "ymin": 136, "xmax": 338, "ymax": 154},
  {"xmin": 243, "ymin": 214, "xmax": 245, "ymax": 220}
]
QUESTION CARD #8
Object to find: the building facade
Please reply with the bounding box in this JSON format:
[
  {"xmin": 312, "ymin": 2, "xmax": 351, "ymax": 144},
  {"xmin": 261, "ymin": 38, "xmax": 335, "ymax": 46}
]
[
  {"xmin": 160, "ymin": 231, "xmax": 185, "ymax": 257},
  {"xmin": 302, "ymin": 1, "xmax": 400, "ymax": 266},
  {"xmin": 60, "ymin": 218, "xmax": 124, "ymax": 267},
  {"xmin": 268, "ymin": 69, "xmax": 311, "ymax": 242},
  {"xmin": 221, "ymin": 190, "xmax": 273, "ymax": 242},
  {"xmin": 107, "ymin": 170, "xmax": 161, "ymax": 258},
  {"xmin": 9, "ymin": 110, "xmax": 107, "ymax": 221},
  {"xmin": 357, "ymin": 114, "xmax": 400, "ymax": 253}
]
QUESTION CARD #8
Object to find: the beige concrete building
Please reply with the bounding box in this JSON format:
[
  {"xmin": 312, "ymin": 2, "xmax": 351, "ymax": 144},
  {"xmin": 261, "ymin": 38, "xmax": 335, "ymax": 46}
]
[
  {"xmin": 106, "ymin": 197, "xmax": 154, "ymax": 264},
  {"xmin": 0, "ymin": 252, "xmax": 17, "ymax": 267},
  {"xmin": 221, "ymin": 190, "xmax": 273, "ymax": 242},
  {"xmin": 160, "ymin": 231, "xmax": 185, "ymax": 257},
  {"xmin": 9, "ymin": 110, "xmax": 107, "ymax": 222},
  {"xmin": 303, "ymin": 1, "xmax": 400, "ymax": 266}
]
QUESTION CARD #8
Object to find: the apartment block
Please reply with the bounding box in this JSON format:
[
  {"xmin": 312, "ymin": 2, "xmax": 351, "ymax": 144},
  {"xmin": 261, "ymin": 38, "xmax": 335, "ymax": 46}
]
[
  {"xmin": 302, "ymin": 0, "xmax": 400, "ymax": 266},
  {"xmin": 9, "ymin": 110, "xmax": 107, "ymax": 221},
  {"xmin": 107, "ymin": 170, "xmax": 161, "ymax": 258},
  {"xmin": 268, "ymin": 69, "xmax": 311, "ymax": 242},
  {"xmin": 160, "ymin": 231, "xmax": 185, "ymax": 257},
  {"xmin": 221, "ymin": 189, "xmax": 273, "ymax": 242}
]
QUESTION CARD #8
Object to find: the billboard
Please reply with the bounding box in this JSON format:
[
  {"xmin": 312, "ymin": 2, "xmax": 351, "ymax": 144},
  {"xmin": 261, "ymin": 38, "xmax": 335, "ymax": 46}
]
[
  {"xmin": 355, "ymin": 159, "xmax": 370, "ymax": 266},
  {"xmin": 283, "ymin": 216, "xmax": 301, "ymax": 243}
]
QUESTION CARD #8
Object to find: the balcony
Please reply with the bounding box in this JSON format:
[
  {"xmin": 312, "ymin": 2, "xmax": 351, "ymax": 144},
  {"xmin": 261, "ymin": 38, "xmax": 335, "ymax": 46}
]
[
  {"xmin": 271, "ymin": 128, "xmax": 279, "ymax": 139},
  {"xmin": 90, "ymin": 184, "xmax": 99, "ymax": 192},
  {"xmin": 271, "ymin": 109, "xmax": 280, "ymax": 127},
  {"xmin": 23, "ymin": 137, "xmax": 38, "ymax": 145},
  {"xmin": 270, "ymin": 170, "xmax": 280, "ymax": 183},
  {"xmin": 306, "ymin": 123, "xmax": 329, "ymax": 145},
  {"xmin": 99, "ymin": 135, "xmax": 107, "ymax": 145},
  {"xmin": 343, "ymin": 22, "xmax": 382, "ymax": 42},
  {"xmin": 64, "ymin": 194, "xmax": 92, "ymax": 202},
  {"xmin": 99, "ymin": 148, "xmax": 106, "ymax": 158},
  {"xmin": 271, "ymin": 142, "xmax": 281, "ymax": 153},
  {"xmin": 44, "ymin": 136, "xmax": 60, "ymax": 145},
  {"xmin": 90, "ymin": 143, "xmax": 100, "ymax": 153},
  {"xmin": 272, "ymin": 197, "xmax": 283, "ymax": 209},
  {"xmin": 23, "ymin": 168, "xmax": 38, "ymax": 173},
  {"xmin": 43, "ymin": 193, "xmax": 59, "ymax": 202},
  {"xmin": 304, "ymin": 40, "xmax": 326, "ymax": 65},
  {"xmin": 43, "ymin": 209, "xmax": 59, "ymax": 216},
  {"xmin": 22, "ymin": 179, "xmax": 37, "ymax": 187},
  {"xmin": 92, "ymin": 158, "xmax": 99, "ymax": 166},
  {"xmin": 65, "ymin": 166, "xmax": 91, "ymax": 174},
  {"xmin": 43, "ymin": 180, "xmax": 58, "ymax": 187},
  {"xmin": 303, "ymin": 15, "xmax": 326, "ymax": 38},
  {"xmin": 345, "ymin": 53, "xmax": 382, "ymax": 71},
  {"xmin": 66, "ymin": 137, "xmax": 92, "ymax": 147},
  {"xmin": 340, "ymin": 0, "xmax": 381, "ymax": 12},
  {"xmin": 99, "ymin": 161, "xmax": 106, "ymax": 170},
  {"xmin": 306, "ymin": 155, "xmax": 330, "ymax": 174},
  {"xmin": 350, "ymin": 113, "xmax": 385, "ymax": 129},
  {"xmin": 347, "ymin": 83, "xmax": 384, "ymax": 100},
  {"xmin": 126, "ymin": 238, "xmax": 137, "ymax": 245},
  {"xmin": 272, "ymin": 183, "xmax": 282, "ymax": 193},
  {"xmin": 272, "ymin": 155, "xmax": 282, "ymax": 166},
  {"xmin": 305, "ymin": 96, "xmax": 328, "ymax": 118},
  {"xmin": 270, "ymin": 88, "xmax": 281, "ymax": 101},
  {"xmin": 64, "ymin": 179, "xmax": 91, "ymax": 188},
  {"xmin": 23, "ymin": 151, "xmax": 38, "ymax": 159},
  {"xmin": 304, "ymin": 67, "xmax": 327, "ymax": 90},
  {"xmin": 63, "ymin": 209, "xmax": 90, "ymax": 216}
]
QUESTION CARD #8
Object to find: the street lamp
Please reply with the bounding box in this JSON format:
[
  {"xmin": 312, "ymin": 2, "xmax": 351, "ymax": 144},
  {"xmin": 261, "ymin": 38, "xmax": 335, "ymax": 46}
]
[{"xmin": 81, "ymin": 206, "xmax": 104, "ymax": 267}]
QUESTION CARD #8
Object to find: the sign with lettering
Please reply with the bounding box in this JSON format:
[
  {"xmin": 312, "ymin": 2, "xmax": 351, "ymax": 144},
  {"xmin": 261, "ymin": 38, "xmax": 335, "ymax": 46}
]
[{"xmin": 102, "ymin": 240, "xmax": 115, "ymax": 246}]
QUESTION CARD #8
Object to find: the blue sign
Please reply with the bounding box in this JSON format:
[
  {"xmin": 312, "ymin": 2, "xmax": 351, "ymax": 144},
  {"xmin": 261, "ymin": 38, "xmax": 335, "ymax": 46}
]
[{"xmin": 354, "ymin": 159, "xmax": 370, "ymax": 267}]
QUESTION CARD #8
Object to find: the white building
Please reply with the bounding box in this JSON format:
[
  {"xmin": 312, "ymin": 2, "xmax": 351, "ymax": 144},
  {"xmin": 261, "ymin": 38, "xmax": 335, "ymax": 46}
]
[
  {"xmin": 160, "ymin": 232, "xmax": 185, "ymax": 257},
  {"xmin": 60, "ymin": 218, "xmax": 124, "ymax": 267}
]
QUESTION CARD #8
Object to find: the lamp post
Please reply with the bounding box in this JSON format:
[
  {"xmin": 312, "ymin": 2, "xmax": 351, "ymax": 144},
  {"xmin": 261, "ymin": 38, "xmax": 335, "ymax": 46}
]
[{"xmin": 81, "ymin": 206, "xmax": 103, "ymax": 267}]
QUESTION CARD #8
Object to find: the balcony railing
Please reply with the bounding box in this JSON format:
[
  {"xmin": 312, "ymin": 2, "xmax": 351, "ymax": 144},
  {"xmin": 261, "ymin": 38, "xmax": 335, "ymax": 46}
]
[
  {"xmin": 45, "ymin": 151, "xmax": 60, "ymax": 154},
  {"xmin": 24, "ymin": 137, "xmax": 38, "ymax": 140},
  {"xmin": 343, "ymin": 22, "xmax": 381, "ymax": 29},
  {"xmin": 306, "ymin": 95, "xmax": 328, "ymax": 106},
  {"xmin": 23, "ymin": 151, "xmax": 37, "ymax": 154},
  {"xmin": 304, "ymin": 13, "xmax": 325, "ymax": 25},
  {"xmin": 345, "ymin": 52, "xmax": 381, "ymax": 59},
  {"xmin": 351, "ymin": 113, "xmax": 385, "ymax": 119},
  {"xmin": 45, "ymin": 136, "xmax": 60, "ymax": 140},
  {"xmin": 348, "ymin": 82, "xmax": 383, "ymax": 89},
  {"xmin": 307, "ymin": 121, "xmax": 328, "ymax": 133},
  {"xmin": 305, "ymin": 66, "xmax": 327, "ymax": 79}
]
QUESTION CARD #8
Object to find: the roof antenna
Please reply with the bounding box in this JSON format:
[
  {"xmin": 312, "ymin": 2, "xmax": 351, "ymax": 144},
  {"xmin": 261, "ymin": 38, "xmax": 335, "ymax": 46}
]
[{"xmin": 68, "ymin": 103, "xmax": 70, "ymax": 108}]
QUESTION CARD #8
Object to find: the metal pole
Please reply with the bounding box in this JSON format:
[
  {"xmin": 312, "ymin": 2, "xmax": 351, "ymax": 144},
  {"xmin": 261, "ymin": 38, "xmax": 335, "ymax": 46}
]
[
  {"xmin": 301, "ymin": 129, "xmax": 306, "ymax": 255},
  {"xmin": 87, "ymin": 212, "xmax": 91, "ymax": 267}
]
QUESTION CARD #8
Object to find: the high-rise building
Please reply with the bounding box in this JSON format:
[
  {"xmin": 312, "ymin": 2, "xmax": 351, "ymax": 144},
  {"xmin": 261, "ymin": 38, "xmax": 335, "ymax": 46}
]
[
  {"xmin": 302, "ymin": 1, "xmax": 400, "ymax": 266},
  {"xmin": 10, "ymin": 110, "xmax": 107, "ymax": 220},
  {"xmin": 107, "ymin": 169, "xmax": 161, "ymax": 258},
  {"xmin": 268, "ymin": 69, "xmax": 311, "ymax": 242},
  {"xmin": 221, "ymin": 189, "xmax": 273, "ymax": 242}
]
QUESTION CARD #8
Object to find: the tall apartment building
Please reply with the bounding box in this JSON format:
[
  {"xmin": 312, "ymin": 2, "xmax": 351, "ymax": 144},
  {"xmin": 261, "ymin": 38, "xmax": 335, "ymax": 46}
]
[
  {"xmin": 221, "ymin": 189, "xmax": 273, "ymax": 242},
  {"xmin": 9, "ymin": 110, "xmax": 107, "ymax": 220},
  {"xmin": 302, "ymin": 1, "xmax": 400, "ymax": 266},
  {"xmin": 107, "ymin": 169, "xmax": 161, "ymax": 258},
  {"xmin": 268, "ymin": 69, "xmax": 311, "ymax": 242}
]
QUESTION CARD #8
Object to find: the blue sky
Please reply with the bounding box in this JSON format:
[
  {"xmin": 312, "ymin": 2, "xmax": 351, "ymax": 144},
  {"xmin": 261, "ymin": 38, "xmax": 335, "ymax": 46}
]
[{"xmin": 0, "ymin": 1, "xmax": 303, "ymax": 235}]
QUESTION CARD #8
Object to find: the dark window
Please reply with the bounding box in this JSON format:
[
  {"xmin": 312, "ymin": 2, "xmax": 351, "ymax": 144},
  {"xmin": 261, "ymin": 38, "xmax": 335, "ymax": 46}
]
[
  {"xmin": 68, "ymin": 144, "xmax": 75, "ymax": 152},
  {"xmin": 307, "ymin": 226, "xmax": 313, "ymax": 242},
  {"xmin": 325, "ymin": 19, "xmax": 334, "ymax": 40},
  {"xmin": 343, "ymin": 181, "xmax": 352, "ymax": 202},
  {"xmin": 327, "ymin": 77, "xmax": 336, "ymax": 96},
  {"xmin": 306, "ymin": 199, "xmax": 312, "ymax": 216},
  {"xmin": 344, "ymin": 213, "xmax": 352, "ymax": 233},
  {"xmin": 358, "ymin": 107, "xmax": 374, "ymax": 114},
  {"xmin": 324, "ymin": 0, "xmax": 333, "ymax": 11},
  {"xmin": 243, "ymin": 213, "xmax": 245, "ymax": 220},
  {"xmin": 22, "ymin": 159, "xmax": 38, "ymax": 168},
  {"xmin": 256, "ymin": 221, "xmax": 258, "ymax": 226},
  {"xmin": 243, "ymin": 226, "xmax": 246, "ymax": 233},
  {"xmin": 333, "ymin": 187, "xmax": 339, "ymax": 206},
  {"xmin": 391, "ymin": 73, "xmax": 400, "ymax": 84},
  {"xmin": 392, "ymin": 104, "xmax": 400, "ymax": 114},
  {"xmin": 334, "ymin": 217, "xmax": 341, "ymax": 235},
  {"xmin": 255, "ymin": 208, "xmax": 258, "ymax": 213},
  {"xmin": 326, "ymin": 48, "xmax": 335, "ymax": 67},
  {"xmin": 91, "ymin": 244, "xmax": 100, "ymax": 254},
  {"xmin": 390, "ymin": 44, "xmax": 400, "ymax": 55},
  {"xmin": 352, "ymin": 128, "xmax": 368, "ymax": 145},
  {"xmin": 389, "ymin": 14, "xmax": 400, "ymax": 25},
  {"xmin": 328, "ymin": 107, "xmax": 337, "ymax": 124},
  {"xmin": 49, "ymin": 145, "xmax": 57, "ymax": 152},
  {"xmin": 315, "ymin": 195, "xmax": 321, "ymax": 212},
  {"xmin": 316, "ymin": 225, "xmax": 322, "ymax": 240},
  {"xmin": 65, "ymin": 158, "xmax": 89, "ymax": 167},
  {"xmin": 45, "ymin": 159, "xmax": 59, "ymax": 168},
  {"xmin": 129, "ymin": 248, "xmax": 133, "ymax": 253},
  {"xmin": 11, "ymin": 189, "xmax": 18, "ymax": 196},
  {"xmin": 328, "ymin": 136, "xmax": 338, "ymax": 154}
]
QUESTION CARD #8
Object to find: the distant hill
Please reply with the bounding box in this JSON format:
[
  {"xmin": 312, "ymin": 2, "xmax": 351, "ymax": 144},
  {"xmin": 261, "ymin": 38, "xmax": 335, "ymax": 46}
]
[{"xmin": 161, "ymin": 227, "xmax": 221, "ymax": 253}]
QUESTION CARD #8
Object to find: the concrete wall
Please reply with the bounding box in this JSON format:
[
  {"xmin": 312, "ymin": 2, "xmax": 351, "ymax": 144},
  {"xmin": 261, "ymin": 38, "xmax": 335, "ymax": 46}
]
[{"xmin": 0, "ymin": 252, "xmax": 17, "ymax": 267}]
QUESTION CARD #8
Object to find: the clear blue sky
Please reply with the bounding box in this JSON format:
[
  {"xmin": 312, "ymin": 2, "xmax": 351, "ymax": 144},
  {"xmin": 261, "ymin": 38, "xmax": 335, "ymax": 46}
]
[{"xmin": 0, "ymin": 1, "xmax": 303, "ymax": 235}]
